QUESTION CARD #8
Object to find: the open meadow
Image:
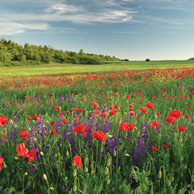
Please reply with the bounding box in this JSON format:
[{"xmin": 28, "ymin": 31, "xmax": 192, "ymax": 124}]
[
  {"xmin": 1, "ymin": 60, "xmax": 194, "ymax": 78},
  {"xmin": 0, "ymin": 61, "xmax": 194, "ymax": 193}
]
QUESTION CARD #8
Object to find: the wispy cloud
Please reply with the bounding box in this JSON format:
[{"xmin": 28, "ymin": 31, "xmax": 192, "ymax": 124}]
[
  {"xmin": 0, "ymin": 20, "xmax": 49, "ymax": 35},
  {"xmin": 142, "ymin": 15, "xmax": 185, "ymax": 26},
  {"xmin": 45, "ymin": 3, "xmax": 84, "ymax": 14},
  {"xmin": 0, "ymin": 0, "xmax": 194, "ymax": 36},
  {"xmin": 0, "ymin": 0, "xmax": 137, "ymax": 35}
]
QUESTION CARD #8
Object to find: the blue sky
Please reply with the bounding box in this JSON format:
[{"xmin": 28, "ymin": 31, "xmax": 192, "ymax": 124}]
[{"xmin": 0, "ymin": 0, "xmax": 194, "ymax": 60}]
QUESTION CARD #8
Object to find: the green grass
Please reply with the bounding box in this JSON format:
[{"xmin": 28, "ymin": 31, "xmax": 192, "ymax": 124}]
[
  {"xmin": 1, "ymin": 60, "xmax": 194, "ymax": 78},
  {"xmin": 0, "ymin": 66, "xmax": 194, "ymax": 193}
]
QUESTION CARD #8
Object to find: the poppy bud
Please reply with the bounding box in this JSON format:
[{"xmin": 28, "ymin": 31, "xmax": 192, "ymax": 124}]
[
  {"xmin": 73, "ymin": 185, "xmax": 77, "ymax": 192},
  {"xmin": 105, "ymin": 167, "xmax": 109, "ymax": 174},
  {"xmin": 158, "ymin": 170, "xmax": 162, "ymax": 179},
  {"xmin": 43, "ymin": 174, "xmax": 47, "ymax": 181},
  {"xmin": 85, "ymin": 156, "xmax": 89, "ymax": 165},
  {"xmin": 107, "ymin": 158, "xmax": 111, "ymax": 167},
  {"xmin": 113, "ymin": 149, "xmax": 117, "ymax": 157},
  {"xmin": 168, "ymin": 179, "xmax": 171, "ymax": 186},
  {"xmin": 85, "ymin": 167, "xmax": 88, "ymax": 172},
  {"xmin": 107, "ymin": 135, "xmax": 113, "ymax": 138},
  {"xmin": 73, "ymin": 169, "xmax": 77, "ymax": 177}
]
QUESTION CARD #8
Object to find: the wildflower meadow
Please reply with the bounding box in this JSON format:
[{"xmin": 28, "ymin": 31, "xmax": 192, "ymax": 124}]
[{"xmin": 0, "ymin": 67, "xmax": 194, "ymax": 194}]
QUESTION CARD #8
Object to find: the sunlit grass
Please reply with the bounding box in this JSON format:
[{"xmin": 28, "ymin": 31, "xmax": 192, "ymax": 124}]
[{"xmin": 1, "ymin": 60, "xmax": 194, "ymax": 78}]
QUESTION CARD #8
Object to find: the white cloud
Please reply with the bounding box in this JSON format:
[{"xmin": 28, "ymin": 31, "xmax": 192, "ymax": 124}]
[
  {"xmin": 0, "ymin": 0, "xmax": 137, "ymax": 35},
  {"xmin": 1, "ymin": 0, "xmax": 193, "ymax": 36},
  {"xmin": 45, "ymin": 3, "xmax": 83, "ymax": 14},
  {"xmin": 142, "ymin": 16, "xmax": 184, "ymax": 25},
  {"xmin": 1, "ymin": 5, "xmax": 136, "ymax": 24},
  {"xmin": 1, "ymin": 0, "xmax": 137, "ymax": 23},
  {"xmin": 0, "ymin": 21, "xmax": 49, "ymax": 35}
]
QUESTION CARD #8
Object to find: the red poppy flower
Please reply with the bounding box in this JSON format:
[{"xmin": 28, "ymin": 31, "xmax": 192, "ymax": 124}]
[
  {"xmin": 185, "ymin": 115, "xmax": 191, "ymax": 119},
  {"xmin": 128, "ymin": 124, "xmax": 136, "ymax": 130},
  {"xmin": 73, "ymin": 155, "xmax": 82, "ymax": 168},
  {"xmin": 146, "ymin": 102, "xmax": 155, "ymax": 109},
  {"xmin": 60, "ymin": 111, "xmax": 65, "ymax": 116},
  {"xmin": 88, "ymin": 127, "xmax": 92, "ymax": 132},
  {"xmin": 119, "ymin": 122, "xmax": 129, "ymax": 131},
  {"xmin": 28, "ymin": 149, "xmax": 38, "ymax": 161},
  {"xmin": 49, "ymin": 128, "xmax": 57, "ymax": 136},
  {"xmin": 152, "ymin": 121, "xmax": 160, "ymax": 127},
  {"xmin": 129, "ymin": 111, "xmax": 135, "ymax": 116},
  {"xmin": 61, "ymin": 119, "xmax": 67, "ymax": 124},
  {"xmin": 16, "ymin": 142, "xmax": 30, "ymax": 157},
  {"xmin": 162, "ymin": 143, "xmax": 171, "ymax": 151},
  {"xmin": 71, "ymin": 107, "xmax": 76, "ymax": 111},
  {"xmin": 19, "ymin": 129, "xmax": 29, "ymax": 142},
  {"xmin": 0, "ymin": 115, "xmax": 8, "ymax": 127},
  {"xmin": 95, "ymin": 110, "xmax": 101, "ymax": 115},
  {"xmin": 27, "ymin": 116, "xmax": 31, "ymax": 120},
  {"xmin": 178, "ymin": 126, "xmax": 186, "ymax": 132},
  {"xmin": 152, "ymin": 146, "xmax": 158, "ymax": 151},
  {"xmin": 73, "ymin": 124, "xmax": 87, "ymax": 133},
  {"xmin": 109, "ymin": 110, "xmax": 116, "ymax": 116},
  {"xmin": 51, "ymin": 121, "xmax": 55, "ymax": 126},
  {"xmin": 168, "ymin": 109, "xmax": 182, "ymax": 119},
  {"xmin": 77, "ymin": 108, "xmax": 83, "ymax": 113},
  {"xmin": 109, "ymin": 105, "xmax": 114, "ymax": 109},
  {"xmin": 156, "ymin": 112, "xmax": 160, "ymax": 117},
  {"xmin": 165, "ymin": 117, "xmax": 175, "ymax": 124},
  {"xmin": 93, "ymin": 131, "xmax": 107, "ymax": 142},
  {"xmin": 92, "ymin": 102, "xmax": 99, "ymax": 110},
  {"xmin": 101, "ymin": 112, "xmax": 108, "ymax": 118},
  {"xmin": 0, "ymin": 156, "xmax": 4, "ymax": 171},
  {"xmin": 114, "ymin": 105, "xmax": 120, "ymax": 109},
  {"xmin": 54, "ymin": 106, "xmax": 60, "ymax": 111},
  {"xmin": 140, "ymin": 107, "xmax": 147, "ymax": 113},
  {"xmin": 33, "ymin": 114, "xmax": 39, "ymax": 121},
  {"xmin": 0, "ymin": 134, "xmax": 7, "ymax": 142},
  {"xmin": 75, "ymin": 118, "xmax": 79, "ymax": 121}
]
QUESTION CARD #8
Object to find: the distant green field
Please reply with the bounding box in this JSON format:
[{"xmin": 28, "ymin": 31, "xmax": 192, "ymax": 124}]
[{"xmin": 1, "ymin": 60, "xmax": 194, "ymax": 78}]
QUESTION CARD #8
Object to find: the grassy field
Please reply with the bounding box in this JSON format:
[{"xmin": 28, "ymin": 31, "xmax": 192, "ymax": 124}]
[
  {"xmin": 0, "ymin": 62, "xmax": 194, "ymax": 193},
  {"xmin": 1, "ymin": 60, "xmax": 194, "ymax": 78}
]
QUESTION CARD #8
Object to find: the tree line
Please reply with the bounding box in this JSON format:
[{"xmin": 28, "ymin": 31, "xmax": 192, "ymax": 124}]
[{"xmin": 0, "ymin": 38, "xmax": 120, "ymax": 66}]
